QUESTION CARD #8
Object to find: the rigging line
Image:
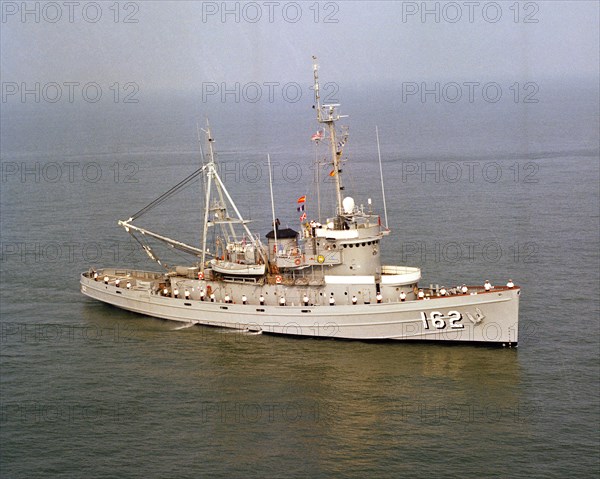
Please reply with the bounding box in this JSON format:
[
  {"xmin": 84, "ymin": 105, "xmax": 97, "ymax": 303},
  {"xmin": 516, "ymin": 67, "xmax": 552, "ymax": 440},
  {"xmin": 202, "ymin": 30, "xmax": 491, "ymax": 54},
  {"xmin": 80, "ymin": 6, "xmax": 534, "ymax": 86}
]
[
  {"xmin": 128, "ymin": 229, "xmax": 149, "ymax": 255},
  {"xmin": 131, "ymin": 168, "xmax": 203, "ymax": 220},
  {"xmin": 157, "ymin": 173, "xmax": 203, "ymax": 206},
  {"xmin": 376, "ymin": 125, "xmax": 389, "ymax": 229},
  {"xmin": 125, "ymin": 236, "xmax": 142, "ymax": 267},
  {"xmin": 197, "ymin": 121, "xmax": 208, "ymax": 205},
  {"xmin": 164, "ymin": 241, "xmax": 204, "ymax": 263},
  {"xmin": 136, "ymin": 229, "xmax": 208, "ymax": 259},
  {"xmin": 128, "ymin": 230, "xmax": 167, "ymax": 269},
  {"xmin": 166, "ymin": 242, "xmax": 202, "ymax": 257},
  {"xmin": 130, "ymin": 167, "xmax": 204, "ymax": 220}
]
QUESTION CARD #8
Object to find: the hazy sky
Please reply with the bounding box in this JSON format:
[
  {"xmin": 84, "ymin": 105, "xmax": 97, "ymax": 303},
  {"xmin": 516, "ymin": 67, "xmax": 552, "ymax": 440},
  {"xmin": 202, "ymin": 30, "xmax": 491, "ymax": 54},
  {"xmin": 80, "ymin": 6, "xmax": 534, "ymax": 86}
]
[{"xmin": 1, "ymin": 1, "xmax": 599, "ymax": 93}]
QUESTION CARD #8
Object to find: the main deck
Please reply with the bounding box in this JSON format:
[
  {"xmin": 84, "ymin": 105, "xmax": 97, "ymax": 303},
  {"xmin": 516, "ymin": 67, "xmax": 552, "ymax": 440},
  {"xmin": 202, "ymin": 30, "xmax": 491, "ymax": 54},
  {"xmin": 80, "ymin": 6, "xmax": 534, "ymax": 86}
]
[{"xmin": 80, "ymin": 268, "xmax": 520, "ymax": 345}]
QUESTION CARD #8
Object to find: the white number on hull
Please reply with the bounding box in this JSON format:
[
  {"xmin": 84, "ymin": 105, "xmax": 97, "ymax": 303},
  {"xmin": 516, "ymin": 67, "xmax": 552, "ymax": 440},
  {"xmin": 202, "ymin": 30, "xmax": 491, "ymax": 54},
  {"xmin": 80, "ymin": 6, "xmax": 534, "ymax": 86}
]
[{"xmin": 420, "ymin": 311, "xmax": 464, "ymax": 330}]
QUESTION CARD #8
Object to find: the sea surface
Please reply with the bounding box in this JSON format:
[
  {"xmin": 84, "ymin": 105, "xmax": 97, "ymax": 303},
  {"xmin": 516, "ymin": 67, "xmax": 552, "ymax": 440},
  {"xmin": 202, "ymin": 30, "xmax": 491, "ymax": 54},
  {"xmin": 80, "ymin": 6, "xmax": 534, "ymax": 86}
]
[{"xmin": 1, "ymin": 80, "xmax": 599, "ymax": 478}]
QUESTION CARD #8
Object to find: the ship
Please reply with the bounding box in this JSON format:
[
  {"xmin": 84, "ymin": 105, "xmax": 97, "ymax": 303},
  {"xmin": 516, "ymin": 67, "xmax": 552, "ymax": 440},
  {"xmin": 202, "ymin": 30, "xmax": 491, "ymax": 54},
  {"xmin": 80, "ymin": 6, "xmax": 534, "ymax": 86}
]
[{"xmin": 80, "ymin": 57, "xmax": 520, "ymax": 346}]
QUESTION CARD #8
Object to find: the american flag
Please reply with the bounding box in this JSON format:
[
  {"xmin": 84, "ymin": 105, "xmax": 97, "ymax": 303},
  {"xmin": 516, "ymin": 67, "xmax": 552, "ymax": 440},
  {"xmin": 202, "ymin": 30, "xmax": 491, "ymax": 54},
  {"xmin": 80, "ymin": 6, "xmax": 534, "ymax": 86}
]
[{"xmin": 311, "ymin": 130, "xmax": 323, "ymax": 142}]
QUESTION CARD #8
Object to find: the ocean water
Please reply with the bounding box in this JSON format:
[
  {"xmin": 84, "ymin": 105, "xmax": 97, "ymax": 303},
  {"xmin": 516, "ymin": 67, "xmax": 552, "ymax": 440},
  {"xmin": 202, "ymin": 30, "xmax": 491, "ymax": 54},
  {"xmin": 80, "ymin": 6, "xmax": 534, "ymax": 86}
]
[{"xmin": 1, "ymin": 80, "xmax": 598, "ymax": 478}]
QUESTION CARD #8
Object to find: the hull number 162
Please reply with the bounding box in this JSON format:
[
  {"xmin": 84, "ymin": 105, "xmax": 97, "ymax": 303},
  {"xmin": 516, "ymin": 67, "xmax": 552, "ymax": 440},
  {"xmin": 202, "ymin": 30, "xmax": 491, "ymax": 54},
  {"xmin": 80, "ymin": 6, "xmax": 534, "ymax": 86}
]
[{"xmin": 420, "ymin": 311, "xmax": 464, "ymax": 330}]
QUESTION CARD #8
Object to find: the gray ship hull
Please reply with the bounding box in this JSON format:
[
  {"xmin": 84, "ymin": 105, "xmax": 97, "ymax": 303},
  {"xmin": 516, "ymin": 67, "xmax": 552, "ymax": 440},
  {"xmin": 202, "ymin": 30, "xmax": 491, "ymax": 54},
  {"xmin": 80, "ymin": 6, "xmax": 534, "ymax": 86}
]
[{"xmin": 80, "ymin": 271, "xmax": 519, "ymax": 345}]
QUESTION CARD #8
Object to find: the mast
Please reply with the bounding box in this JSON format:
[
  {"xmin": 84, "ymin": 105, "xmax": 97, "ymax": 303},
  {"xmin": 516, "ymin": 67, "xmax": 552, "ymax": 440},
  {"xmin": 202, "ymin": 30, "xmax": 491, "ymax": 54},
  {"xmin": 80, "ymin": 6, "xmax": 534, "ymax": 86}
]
[
  {"xmin": 198, "ymin": 122, "xmax": 268, "ymax": 270},
  {"xmin": 196, "ymin": 121, "xmax": 207, "ymax": 192},
  {"xmin": 312, "ymin": 56, "xmax": 347, "ymax": 219},
  {"xmin": 119, "ymin": 121, "xmax": 268, "ymax": 270},
  {"xmin": 200, "ymin": 124, "xmax": 214, "ymax": 272},
  {"xmin": 200, "ymin": 168, "xmax": 212, "ymax": 272},
  {"xmin": 206, "ymin": 124, "xmax": 236, "ymax": 242},
  {"xmin": 316, "ymin": 153, "xmax": 322, "ymax": 223},
  {"xmin": 267, "ymin": 153, "xmax": 278, "ymax": 257}
]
